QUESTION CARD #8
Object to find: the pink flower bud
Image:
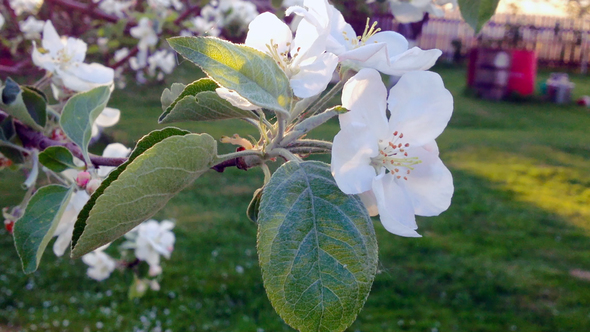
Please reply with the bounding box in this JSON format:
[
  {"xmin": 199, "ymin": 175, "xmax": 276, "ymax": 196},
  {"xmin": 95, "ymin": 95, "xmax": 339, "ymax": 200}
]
[
  {"xmin": 76, "ymin": 171, "xmax": 91, "ymax": 188},
  {"xmin": 86, "ymin": 179, "xmax": 102, "ymax": 195}
]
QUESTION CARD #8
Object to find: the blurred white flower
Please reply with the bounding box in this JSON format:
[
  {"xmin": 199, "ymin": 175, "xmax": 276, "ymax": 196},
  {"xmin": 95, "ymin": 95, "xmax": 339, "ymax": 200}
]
[
  {"xmin": 8, "ymin": 0, "xmax": 43, "ymax": 15},
  {"xmin": 97, "ymin": 143, "xmax": 131, "ymax": 178},
  {"xmin": 52, "ymin": 190, "xmax": 90, "ymax": 256},
  {"xmin": 130, "ymin": 18, "xmax": 159, "ymax": 51},
  {"xmin": 81, "ymin": 244, "xmax": 116, "ymax": 281},
  {"xmin": 19, "ymin": 16, "xmax": 44, "ymax": 40},
  {"xmin": 147, "ymin": 49, "xmax": 176, "ymax": 77},
  {"xmin": 382, "ymin": 0, "xmax": 457, "ymax": 23},
  {"xmin": 190, "ymin": 5, "xmax": 222, "ymax": 37},
  {"xmin": 124, "ymin": 220, "xmax": 175, "ymax": 274},
  {"xmin": 282, "ymin": 0, "xmax": 303, "ymax": 7},
  {"xmin": 0, "ymin": 13, "xmax": 5, "ymax": 31},
  {"xmin": 148, "ymin": 0, "xmax": 183, "ymax": 11},
  {"xmin": 32, "ymin": 21, "xmax": 114, "ymax": 93},
  {"xmin": 221, "ymin": 0, "xmax": 258, "ymax": 29},
  {"xmin": 113, "ymin": 47, "xmax": 130, "ymax": 62},
  {"xmin": 91, "ymin": 107, "xmax": 121, "ymax": 139},
  {"xmin": 93, "ymin": 0, "xmax": 134, "ymax": 18}
]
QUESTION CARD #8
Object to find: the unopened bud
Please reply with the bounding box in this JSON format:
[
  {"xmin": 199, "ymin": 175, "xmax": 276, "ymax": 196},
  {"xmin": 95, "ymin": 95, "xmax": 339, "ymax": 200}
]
[
  {"xmin": 4, "ymin": 219, "xmax": 14, "ymax": 234},
  {"xmin": 86, "ymin": 179, "xmax": 102, "ymax": 195},
  {"xmin": 76, "ymin": 171, "xmax": 91, "ymax": 188},
  {"xmin": 148, "ymin": 265, "xmax": 162, "ymax": 277},
  {"xmin": 149, "ymin": 280, "xmax": 160, "ymax": 291}
]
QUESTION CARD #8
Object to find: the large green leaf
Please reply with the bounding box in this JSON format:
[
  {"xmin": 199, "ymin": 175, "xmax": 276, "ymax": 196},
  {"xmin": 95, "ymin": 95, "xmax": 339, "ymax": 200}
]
[
  {"xmin": 0, "ymin": 78, "xmax": 46, "ymax": 131},
  {"xmin": 257, "ymin": 161, "xmax": 378, "ymax": 332},
  {"xmin": 38, "ymin": 146, "xmax": 79, "ymax": 172},
  {"xmin": 13, "ymin": 185, "xmax": 74, "ymax": 273},
  {"xmin": 159, "ymin": 78, "xmax": 257, "ymax": 123},
  {"xmin": 71, "ymin": 127, "xmax": 190, "ymax": 256},
  {"xmin": 458, "ymin": 0, "xmax": 501, "ymax": 33},
  {"xmin": 168, "ymin": 36, "xmax": 292, "ymax": 116},
  {"xmin": 59, "ymin": 85, "xmax": 111, "ymax": 165},
  {"xmin": 71, "ymin": 133, "xmax": 217, "ymax": 258}
]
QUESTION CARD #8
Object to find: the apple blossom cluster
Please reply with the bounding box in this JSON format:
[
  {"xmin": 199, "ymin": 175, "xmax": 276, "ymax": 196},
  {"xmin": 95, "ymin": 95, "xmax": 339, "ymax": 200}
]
[{"xmin": 368, "ymin": 0, "xmax": 458, "ymax": 23}]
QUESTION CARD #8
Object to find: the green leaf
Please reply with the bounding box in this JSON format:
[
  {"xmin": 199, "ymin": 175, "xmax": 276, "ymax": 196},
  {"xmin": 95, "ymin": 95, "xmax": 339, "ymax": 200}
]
[
  {"xmin": 0, "ymin": 78, "xmax": 46, "ymax": 131},
  {"xmin": 0, "ymin": 116, "xmax": 24, "ymax": 164},
  {"xmin": 257, "ymin": 161, "xmax": 378, "ymax": 332},
  {"xmin": 168, "ymin": 36, "xmax": 292, "ymax": 116},
  {"xmin": 161, "ymin": 83, "xmax": 187, "ymax": 111},
  {"xmin": 247, "ymin": 187, "xmax": 263, "ymax": 223},
  {"xmin": 159, "ymin": 78, "xmax": 256, "ymax": 123},
  {"xmin": 71, "ymin": 127, "xmax": 190, "ymax": 256},
  {"xmin": 60, "ymin": 85, "xmax": 111, "ymax": 165},
  {"xmin": 38, "ymin": 146, "xmax": 78, "ymax": 172},
  {"xmin": 458, "ymin": 0, "xmax": 501, "ymax": 33},
  {"xmin": 13, "ymin": 185, "xmax": 74, "ymax": 273},
  {"xmin": 71, "ymin": 132, "xmax": 217, "ymax": 258}
]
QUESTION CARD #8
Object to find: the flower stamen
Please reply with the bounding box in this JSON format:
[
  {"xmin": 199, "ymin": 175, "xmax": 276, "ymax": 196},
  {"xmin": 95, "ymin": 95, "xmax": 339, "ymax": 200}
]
[{"xmin": 371, "ymin": 131, "xmax": 422, "ymax": 180}]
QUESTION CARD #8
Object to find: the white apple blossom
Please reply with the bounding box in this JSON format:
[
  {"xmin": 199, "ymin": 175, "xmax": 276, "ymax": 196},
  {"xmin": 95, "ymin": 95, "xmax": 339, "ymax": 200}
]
[
  {"xmin": 8, "ymin": 0, "xmax": 43, "ymax": 15},
  {"xmin": 148, "ymin": 0, "xmax": 183, "ymax": 11},
  {"xmin": 81, "ymin": 244, "xmax": 117, "ymax": 281},
  {"xmin": 147, "ymin": 49, "xmax": 176, "ymax": 77},
  {"xmin": 375, "ymin": 0, "xmax": 458, "ymax": 23},
  {"xmin": 19, "ymin": 16, "xmax": 44, "ymax": 40},
  {"xmin": 190, "ymin": 5, "xmax": 222, "ymax": 37},
  {"xmin": 244, "ymin": 0, "xmax": 338, "ymax": 98},
  {"xmin": 130, "ymin": 18, "xmax": 159, "ymax": 51},
  {"xmin": 221, "ymin": 0, "xmax": 259, "ymax": 30},
  {"xmin": 32, "ymin": 21, "xmax": 114, "ymax": 93},
  {"xmin": 331, "ymin": 68, "xmax": 454, "ymax": 237},
  {"xmin": 290, "ymin": 0, "xmax": 442, "ymax": 76},
  {"xmin": 124, "ymin": 219, "xmax": 175, "ymax": 274},
  {"xmin": 91, "ymin": 107, "xmax": 121, "ymax": 139},
  {"xmin": 96, "ymin": 143, "xmax": 131, "ymax": 178},
  {"xmin": 0, "ymin": 13, "xmax": 4, "ymax": 31},
  {"xmin": 93, "ymin": 0, "xmax": 134, "ymax": 18},
  {"xmin": 52, "ymin": 190, "xmax": 90, "ymax": 256}
]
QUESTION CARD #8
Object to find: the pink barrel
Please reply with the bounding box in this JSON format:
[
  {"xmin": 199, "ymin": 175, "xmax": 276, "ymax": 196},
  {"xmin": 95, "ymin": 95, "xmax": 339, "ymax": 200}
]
[{"xmin": 507, "ymin": 50, "xmax": 537, "ymax": 96}]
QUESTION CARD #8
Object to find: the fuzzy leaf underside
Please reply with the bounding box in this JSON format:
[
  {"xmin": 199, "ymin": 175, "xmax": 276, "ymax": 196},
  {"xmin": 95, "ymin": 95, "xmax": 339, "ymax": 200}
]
[
  {"xmin": 71, "ymin": 132, "xmax": 217, "ymax": 258},
  {"xmin": 257, "ymin": 161, "xmax": 378, "ymax": 332},
  {"xmin": 13, "ymin": 185, "xmax": 73, "ymax": 273}
]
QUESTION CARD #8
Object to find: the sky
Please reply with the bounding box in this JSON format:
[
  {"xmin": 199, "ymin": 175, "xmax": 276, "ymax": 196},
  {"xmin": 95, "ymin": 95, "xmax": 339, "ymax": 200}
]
[{"xmin": 496, "ymin": 0, "xmax": 569, "ymax": 17}]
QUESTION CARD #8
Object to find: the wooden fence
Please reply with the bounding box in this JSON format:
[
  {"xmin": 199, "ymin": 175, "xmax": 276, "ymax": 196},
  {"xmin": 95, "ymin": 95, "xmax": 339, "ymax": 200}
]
[{"xmin": 373, "ymin": 9, "xmax": 590, "ymax": 70}]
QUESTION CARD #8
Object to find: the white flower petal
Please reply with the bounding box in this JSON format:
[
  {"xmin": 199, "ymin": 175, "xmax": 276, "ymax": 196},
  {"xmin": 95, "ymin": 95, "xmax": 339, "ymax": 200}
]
[
  {"xmin": 403, "ymin": 141, "xmax": 454, "ymax": 216},
  {"xmin": 359, "ymin": 190, "xmax": 378, "ymax": 216},
  {"xmin": 245, "ymin": 12, "xmax": 292, "ymax": 54},
  {"xmin": 340, "ymin": 68, "xmax": 388, "ymax": 135},
  {"xmin": 215, "ymin": 88, "xmax": 259, "ymax": 110},
  {"xmin": 41, "ymin": 21, "xmax": 64, "ymax": 56},
  {"xmin": 385, "ymin": 47, "xmax": 442, "ymax": 76},
  {"xmin": 331, "ymin": 123, "xmax": 379, "ymax": 195},
  {"xmin": 95, "ymin": 107, "xmax": 120, "ymax": 128},
  {"xmin": 387, "ymin": 71, "xmax": 453, "ymax": 146},
  {"xmin": 389, "ymin": 2, "xmax": 428, "ymax": 23},
  {"xmin": 290, "ymin": 52, "xmax": 338, "ymax": 98},
  {"xmin": 372, "ymin": 174, "xmax": 421, "ymax": 237}
]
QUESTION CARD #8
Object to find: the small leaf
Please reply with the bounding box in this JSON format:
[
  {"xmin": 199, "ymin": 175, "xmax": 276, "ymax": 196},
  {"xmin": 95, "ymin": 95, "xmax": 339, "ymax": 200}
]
[
  {"xmin": 257, "ymin": 161, "xmax": 378, "ymax": 332},
  {"xmin": 0, "ymin": 115, "xmax": 16, "ymax": 141},
  {"xmin": 60, "ymin": 85, "xmax": 111, "ymax": 165},
  {"xmin": 71, "ymin": 127, "xmax": 190, "ymax": 255},
  {"xmin": 247, "ymin": 187, "xmax": 263, "ymax": 223},
  {"xmin": 162, "ymin": 78, "xmax": 217, "ymax": 115},
  {"xmin": 458, "ymin": 0, "xmax": 501, "ymax": 33},
  {"xmin": 13, "ymin": 185, "xmax": 74, "ymax": 273},
  {"xmin": 0, "ymin": 78, "xmax": 46, "ymax": 131},
  {"xmin": 168, "ymin": 36, "xmax": 292, "ymax": 116},
  {"xmin": 71, "ymin": 132, "xmax": 217, "ymax": 258},
  {"xmin": 38, "ymin": 146, "xmax": 78, "ymax": 172},
  {"xmin": 0, "ymin": 116, "xmax": 24, "ymax": 164},
  {"xmin": 159, "ymin": 78, "xmax": 256, "ymax": 123},
  {"xmin": 161, "ymin": 83, "xmax": 187, "ymax": 111}
]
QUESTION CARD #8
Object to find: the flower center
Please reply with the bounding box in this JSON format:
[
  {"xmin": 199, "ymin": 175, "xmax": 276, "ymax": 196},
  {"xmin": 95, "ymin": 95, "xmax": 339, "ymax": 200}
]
[
  {"xmin": 371, "ymin": 131, "xmax": 422, "ymax": 181},
  {"xmin": 342, "ymin": 18, "xmax": 381, "ymax": 49},
  {"xmin": 266, "ymin": 39, "xmax": 301, "ymax": 77}
]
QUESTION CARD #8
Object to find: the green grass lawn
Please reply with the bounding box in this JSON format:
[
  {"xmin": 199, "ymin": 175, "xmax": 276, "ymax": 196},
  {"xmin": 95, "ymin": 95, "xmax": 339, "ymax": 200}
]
[{"xmin": 1, "ymin": 64, "xmax": 590, "ymax": 332}]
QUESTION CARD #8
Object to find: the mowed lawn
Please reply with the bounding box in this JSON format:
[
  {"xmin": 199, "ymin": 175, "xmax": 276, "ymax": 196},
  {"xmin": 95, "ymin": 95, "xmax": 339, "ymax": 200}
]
[{"xmin": 1, "ymin": 64, "xmax": 590, "ymax": 332}]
